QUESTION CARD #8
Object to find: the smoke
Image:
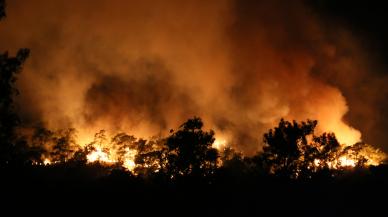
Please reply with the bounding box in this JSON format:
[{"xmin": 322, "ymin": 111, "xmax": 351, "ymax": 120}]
[{"xmin": 0, "ymin": 0, "xmax": 386, "ymax": 154}]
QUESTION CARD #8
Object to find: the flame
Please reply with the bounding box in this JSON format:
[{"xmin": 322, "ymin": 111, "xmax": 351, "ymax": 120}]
[
  {"xmin": 358, "ymin": 144, "xmax": 385, "ymax": 166},
  {"xmin": 85, "ymin": 146, "xmax": 137, "ymax": 171},
  {"xmin": 123, "ymin": 159, "xmax": 136, "ymax": 171},
  {"xmin": 122, "ymin": 149, "xmax": 137, "ymax": 171},
  {"xmin": 338, "ymin": 156, "xmax": 356, "ymax": 167},
  {"xmin": 86, "ymin": 147, "xmax": 113, "ymax": 163},
  {"xmin": 35, "ymin": 124, "xmax": 385, "ymax": 174},
  {"xmin": 318, "ymin": 118, "xmax": 386, "ymax": 168},
  {"xmin": 314, "ymin": 159, "xmax": 321, "ymax": 167},
  {"xmin": 43, "ymin": 158, "xmax": 51, "ymax": 165},
  {"xmin": 213, "ymin": 137, "xmax": 227, "ymax": 150},
  {"xmin": 311, "ymin": 144, "xmax": 386, "ymax": 170}
]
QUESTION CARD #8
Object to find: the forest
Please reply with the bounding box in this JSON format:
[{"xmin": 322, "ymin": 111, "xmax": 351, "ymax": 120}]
[{"xmin": 1, "ymin": 1, "xmax": 388, "ymax": 216}]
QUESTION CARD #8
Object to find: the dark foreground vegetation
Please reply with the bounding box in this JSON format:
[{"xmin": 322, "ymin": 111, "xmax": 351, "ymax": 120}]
[
  {"xmin": 2, "ymin": 162, "xmax": 388, "ymax": 216},
  {"xmin": 1, "ymin": 1, "xmax": 388, "ymax": 216}
]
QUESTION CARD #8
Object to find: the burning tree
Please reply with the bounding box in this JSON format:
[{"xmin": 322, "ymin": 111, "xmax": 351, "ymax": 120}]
[
  {"xmin": 80, "ymin": 131, "xmax": 139, "ymax": 171},
  {"xmin": 262, "ymin": 119, "xmax": 386, "ymax": 179}
]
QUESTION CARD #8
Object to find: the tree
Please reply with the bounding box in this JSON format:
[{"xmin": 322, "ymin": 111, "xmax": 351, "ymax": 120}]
[
  {"xmin": 133, "ymin": 138, "xmax": 167, "ymax": 177},
  {"xmin": 218, "ymin": 147, "xmax": 251, "ymax": 178},
  {"xmin": 165, "ymin": 117, "xmax": 219, "ymax": 178},
  {"xmin": 27, "ymin": 127, "xmax": 78, "ymax": 163},
  {"xmin": 0, "ymin": 0, "xmax": 5, "ymax": 19},
  {"xmin": 262, "ymin": 119, "xmax": 317, "ymax": 178},
  {"xmin": 0, "ymin": 0, "xmax": 30, "ymax": 165},
  {"xmin": 110, "ymin": 133, "xmax": 137, "ymax": 162},
  {"xmin": 50, "ymin": 128, "xmax": 78, "ymax": 162},
  {"xmin": 305, "ymin": 132, "xmax": 341, "ymax": 171},
  {"xmin": 261, "ymin": 118, "xmax": 386, "ymax": 179}
]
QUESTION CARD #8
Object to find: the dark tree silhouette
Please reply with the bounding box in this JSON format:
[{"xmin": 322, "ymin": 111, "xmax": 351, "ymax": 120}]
[
  {"xmin": 165, "ymin": 117, "xmax": 219, "ymax": 178},
  {"xmin": 110, "ymin": 133, "xmax": 137, "ymax": 164},
  {"xmin": 218, "ymin": 147, "xmax": 251, "ymax": 177},
  {"xmin": 0, "ymin": 0, "xmax": 5, "ymax": 19},
  {"xmin": 134, "ymin": 138, "xmax": 167, "ymax": 176},
  {"xmin": 91, "ymin": 130, "xmax": 108, "ymax": 148},
  {"xmin": 307, "ymin": 133, "xmax": 341, "ymax": 169},
  {"xmin": 69, "ymin": 148, "xmax": 88, "ymax": 165},
  {"xmin": 50, "ymin": 128, "xmax": 78, "ymax": 162},
  {"xmin": 340, "ymin": 142, "xmax": 370, "ymax": 167},
  {"xmin": 0, "ymin": 1, "xmax": 30, "ymax": 165},
  {"xmin": 110, "ymin": 133, "xmax": 163, "ymax": 173},
  {"xmin": 28, "ymin": 127, "xmax": 77, "ymax": 163},
  {"xmin": 262, "ymin": 119, "xmax": 317, "ymax": 178},
  {"xmin": 260, "ymin": 119, "xmax": 383, "ymax": 179}
]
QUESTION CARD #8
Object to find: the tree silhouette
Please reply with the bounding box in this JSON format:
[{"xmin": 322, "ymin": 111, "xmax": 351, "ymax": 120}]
[
  {"xmin": 69, "ymin": 148, "xmax": 88, "ymax": 165},
  {"xmin": 91, "ymin": 130, "xmax": 108, "ymax": 148},
  {"xmin": 218, "ymin": 147, "xmax": 252, "ymax": 177},
  {"xmin": 306, "ymin": 133, "xmax": 341, "ymax": 170},
  {"xmin": 27, "ymin": 127, "xmax": 77, "ymax": 163},
  {"xmin": 262, "ymin": 119, "xmax": 317, "ymax": 178},
  {"xmin": 165, "ymin": 117, "xmax": 219, "ymax": 178},
  {"xmin": 339, "ymin": 142, "xmax": 385, "ymax": 168},
  {"xmin": 261, "ymin": 119, "xmax": 386, "ymax": 179},
  {"xmin": 110, "ymin": 133, "xmax": 137, "ymax": 164},
  {"xmin": 50, "ymin": 128, "xmax": 78, "ymax": 162},
  {"xmin": 0, "ymin": 1, "xmax": 30, "ymax": 165},
  {"xmin": 0, "ymin": 0, "xmax": 5, "ymax": 19},
  {"xmin": 134, "ymin": 138, "xmax": 167, "ymax": 177}
]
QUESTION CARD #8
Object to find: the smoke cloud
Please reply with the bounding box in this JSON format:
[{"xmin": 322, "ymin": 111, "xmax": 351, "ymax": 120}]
[{"xmin": 0, "ymin": 0, "xmax": 387, "ymax": 154}]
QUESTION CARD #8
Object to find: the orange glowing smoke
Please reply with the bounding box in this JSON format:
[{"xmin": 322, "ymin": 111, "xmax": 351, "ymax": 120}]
[{"xmin": 2, "ymin": 0, "xmax": 387, "ymax": 160}]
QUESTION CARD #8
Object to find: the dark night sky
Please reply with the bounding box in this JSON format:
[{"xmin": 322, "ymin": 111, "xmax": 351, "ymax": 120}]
[{"xmin": 311, "ymin": 0, "xmax": 388, "ymax": 66}]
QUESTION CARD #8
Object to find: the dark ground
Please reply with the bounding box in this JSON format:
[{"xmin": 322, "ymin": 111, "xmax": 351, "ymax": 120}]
[{"xmin": 2, "ymin": 164, "xmax": 388, "ymax": 217}]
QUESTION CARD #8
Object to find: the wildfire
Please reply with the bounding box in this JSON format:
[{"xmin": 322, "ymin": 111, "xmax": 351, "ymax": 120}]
[
  {"xmin": 314, "ymin": 159, "xmax": 321, "ymax": 167},
  {"xmin": 81, "ymin": 133, "xmax": 230, "ymax": 171},
  {"xmin": 213, "ymin": 137, "xmax": 227, "ymax": 150},
  {"xmin": 312, "ymin": 144, "xmax": 386, "ymax": 170},
  {"xmin": 86, "ymin": 147, "xmax": 113, "ymax": 163},
  {"xmin": 86, "ymin": 146, "xmax": 137, "ymax": 171},
  {"xmin": 338, "ymin": 156, "xmax": 356, "ymax": 167},
  {"xmin": 122, "ymin": 149, "xmax": 137, "ymax": 171},
  {"xmin": 34, "ymin": 123, "xmax": 386, "ymax": 175},
  {"xmin": 43, "ymin": 158, "xmax": 51, "ymax": 165},
  {"xmin": 123, "ymin": 159, "xmax": 136, "ymax": 171}
]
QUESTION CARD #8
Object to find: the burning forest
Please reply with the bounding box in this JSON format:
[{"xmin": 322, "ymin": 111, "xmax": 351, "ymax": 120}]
[
  {"xmin": 17, "ymin": 118, "xmax": 386, "ymax": 178},
  {"xmin": 1, "ymin": 0, "xmax": 388, "ymax": 216}
]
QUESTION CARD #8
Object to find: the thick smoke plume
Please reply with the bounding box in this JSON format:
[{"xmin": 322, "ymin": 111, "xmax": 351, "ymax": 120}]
[{"xmin": 0, "ymin": 0, "xmax": 387, "ymax": 154}]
